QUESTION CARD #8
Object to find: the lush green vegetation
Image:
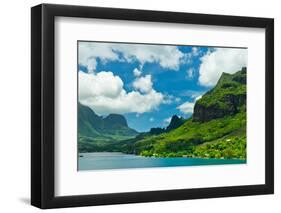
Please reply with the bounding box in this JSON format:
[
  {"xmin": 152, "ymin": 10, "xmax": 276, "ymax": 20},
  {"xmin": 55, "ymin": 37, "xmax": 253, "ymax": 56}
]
[
  {"xmin": 193, "ymin": 134, "xmax": 246, "ymax": 159},
  {"xmin": 131, "ymin": 112, "xmax": 246, "ymax": 159}
]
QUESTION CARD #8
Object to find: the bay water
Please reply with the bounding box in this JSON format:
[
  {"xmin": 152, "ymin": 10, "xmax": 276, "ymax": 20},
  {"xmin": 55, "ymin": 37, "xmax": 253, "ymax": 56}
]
[{"xmin": 78, "ymin": 152, "xmax": 246, "ymax": 171}]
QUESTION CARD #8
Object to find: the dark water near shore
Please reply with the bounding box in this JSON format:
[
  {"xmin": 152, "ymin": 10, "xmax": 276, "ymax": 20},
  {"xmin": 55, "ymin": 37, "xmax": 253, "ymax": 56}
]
[{"xmin": 78, "ymin": 152, "xmax": 246, "ymax": 171}]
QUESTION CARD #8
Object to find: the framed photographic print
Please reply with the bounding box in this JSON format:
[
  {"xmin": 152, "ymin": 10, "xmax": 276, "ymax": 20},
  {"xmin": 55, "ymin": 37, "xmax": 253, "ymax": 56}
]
[{"xmin": 31, "ymin": 4, "xmax": 274, "ymax": 209}]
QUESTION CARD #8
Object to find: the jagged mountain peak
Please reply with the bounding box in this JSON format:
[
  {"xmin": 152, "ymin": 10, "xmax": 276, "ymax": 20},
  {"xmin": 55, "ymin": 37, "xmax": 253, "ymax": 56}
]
[{"xmin": 166, "ymin": 115, "xmax": 185, "ymax": 132}]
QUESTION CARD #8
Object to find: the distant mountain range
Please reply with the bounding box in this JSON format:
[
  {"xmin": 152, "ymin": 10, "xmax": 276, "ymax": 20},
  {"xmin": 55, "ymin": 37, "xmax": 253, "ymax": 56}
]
[
  {"xmin": 78, "ymin": 103, "xmax": 138, "ymax": 152},
  {"xmin": 79, "ymin": 103, "xmax": 138, "ymax": 137},
  {"xmin": 78, "ymin": 67, "xmax": 247, "ymax": 159}
]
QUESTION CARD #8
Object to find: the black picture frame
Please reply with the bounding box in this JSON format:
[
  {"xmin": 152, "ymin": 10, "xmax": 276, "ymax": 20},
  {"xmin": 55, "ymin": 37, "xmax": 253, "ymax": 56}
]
[{"xmin": 31, "ymin": 3, "xmax": 274, "ymax": 209}]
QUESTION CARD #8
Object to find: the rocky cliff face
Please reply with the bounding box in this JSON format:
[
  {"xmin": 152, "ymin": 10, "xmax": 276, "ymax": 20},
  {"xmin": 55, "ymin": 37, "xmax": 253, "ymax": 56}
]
[
  {"xmin": 193, "ymin": 68, "xmax": 246, "ymax": 122},
  {"xmin": 193, "ymin": 94, "xmax": 246, "ymax": 122}
]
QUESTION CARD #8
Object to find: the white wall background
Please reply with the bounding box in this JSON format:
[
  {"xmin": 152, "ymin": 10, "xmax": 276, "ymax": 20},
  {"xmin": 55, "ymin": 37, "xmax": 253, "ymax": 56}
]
[{"xmin": 0, "ymin": 0, "xmax": 279, "ymax": 212}]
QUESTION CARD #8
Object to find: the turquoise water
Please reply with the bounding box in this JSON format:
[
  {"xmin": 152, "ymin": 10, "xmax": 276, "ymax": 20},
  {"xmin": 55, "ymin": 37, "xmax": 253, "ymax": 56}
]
[{"xmin": 78, "ymin": 152, "xmax": 246, "ymax": 171}]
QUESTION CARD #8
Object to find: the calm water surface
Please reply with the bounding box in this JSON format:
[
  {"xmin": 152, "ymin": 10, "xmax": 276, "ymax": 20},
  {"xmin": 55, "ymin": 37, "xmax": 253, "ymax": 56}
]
[{"xmin": 78, "ymin": 152, "xmax": 246, "ymax": 171}]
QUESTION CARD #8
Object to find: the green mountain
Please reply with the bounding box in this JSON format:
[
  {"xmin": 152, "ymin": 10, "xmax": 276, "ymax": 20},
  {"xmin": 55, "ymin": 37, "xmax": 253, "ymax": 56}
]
[
  {"xmin": 78, "ymin": 103, "xmax": 103, "ymax": 137},
  {"xmin": 78, "ymin": 103, "xmax": 138, "ymax": 152},
  {"xmin": 111, "ymin": 68, "xmax": 247, "ymax": 159},
  {"xmin": 193, "ymin": 67, "xmax": 246, "ymax": 122}
]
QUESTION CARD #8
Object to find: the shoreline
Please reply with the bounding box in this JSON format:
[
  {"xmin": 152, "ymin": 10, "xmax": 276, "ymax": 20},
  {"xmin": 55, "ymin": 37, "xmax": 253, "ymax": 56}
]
[{"xmin": 78, "ymin": 151, "xmax": 246, "ymax": 161}]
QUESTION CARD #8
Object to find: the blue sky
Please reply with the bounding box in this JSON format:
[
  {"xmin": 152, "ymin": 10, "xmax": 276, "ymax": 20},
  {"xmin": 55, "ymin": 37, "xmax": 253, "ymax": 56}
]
[{"xmin": 78, "ymin": 42, "xmax": 247, "ymax": 132}]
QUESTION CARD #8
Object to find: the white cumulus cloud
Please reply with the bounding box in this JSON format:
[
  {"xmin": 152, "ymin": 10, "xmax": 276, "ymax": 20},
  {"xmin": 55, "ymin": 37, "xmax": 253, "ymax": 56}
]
[
  {"xmin": 133, "ymin": 68, "xmax": 142, "ymax": 77},
  {"xmin": 79, "ymin": 71, "xmax": 164, "ymax": 115},
  {"xmin": 177, "ymin": 92, "xmax": 203, "ymax": 115},
  {"xmin": 79, "ymin": 42, "xmax": 120, "ymax": 73},
  {"xmin": 79, "ymin": 42, "xmax": 186, "ymax": 72},
  {"xmin": 177, "ymin": 102, "xmax": 195, "ymax": 114},
  {"xmin": 79, "ymin": 71, "xmax": 123, "ymax": 99},
  {"xmin": 198, "ymin": 48, "xmax": 247, "ymax": 87},
  {"xmin": 133, "ymin": 75, "xmax": 153, "ymax": 93}
]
